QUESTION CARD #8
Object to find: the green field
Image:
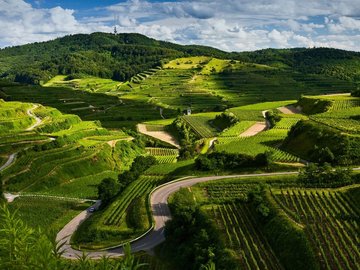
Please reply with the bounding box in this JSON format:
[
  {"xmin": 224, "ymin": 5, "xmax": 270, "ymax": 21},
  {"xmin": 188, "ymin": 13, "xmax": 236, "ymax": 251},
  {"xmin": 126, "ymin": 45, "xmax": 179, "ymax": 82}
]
[
  {"xmin": 1, "ymin": 40, "xmax": 360, "ymax": 270},
  {"xmin": 189, "ymin": 176, "xmax": 359, "ymax": 270}
]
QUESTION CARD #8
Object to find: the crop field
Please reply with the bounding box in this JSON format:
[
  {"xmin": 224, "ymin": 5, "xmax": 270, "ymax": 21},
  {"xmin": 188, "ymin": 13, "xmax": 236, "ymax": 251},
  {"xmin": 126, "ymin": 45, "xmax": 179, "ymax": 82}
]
[
  {"xmin": 219, "ymin": 121, "xmax": 257, "ymax": 137},
  {"xmin": 310, "ymin": 106, "xmax": 360, "ymax": 134},
  {"xmin": 216, "ymin": 129, "xmax": 300, "ymax": 163},
  {"xmin": 7, "ymin": 196, "xmax": 91, "ymax": 232},
  {"xmin": 0, "ymin": 99, "xmax": 136, "ymax": 200},
  {"xmin": 44, "ymin": 75, "xmax": 123, "ymax": 93},
  {"xmin": 144, "ymin": 159, "xmax": 195, "ymax": 175},
  {"xmin": 72, "ymin": 175, "xmax": 164, "ymax": 249},
  {"xmin": 1, "ymin": 48, "xmax": 360, "ymax": 269},
  {"xmin": 207, "ymin": 203, "xmax": 283, "ymax": 269},
  {"xmin": 271, "ymin": 187, "xmax": 360, "ymax": 270},
  {"xmin": 32, "ymin": 171, "xmax": 118, "ymax": 199},
  {"xmin": 192, "ymin": 176, "xmax": 290, "ymax": 269},
  {"xmin": 1, "ymin": 84, "xmax": 170, "ymax": 129},
  {"xmin": 0, "ymin": 100, "xmax": 35, "ymax": 133},
  {"xmin": 181, "ymin": 114, "xmax": 219, "ymax": 138},
  {"xmin": 102, "ymin": 175, "xmax": 162, "ymax": 227},
  {"xmin": 146, "ymin": 147, "xmax": 179, "ymax": 164}
]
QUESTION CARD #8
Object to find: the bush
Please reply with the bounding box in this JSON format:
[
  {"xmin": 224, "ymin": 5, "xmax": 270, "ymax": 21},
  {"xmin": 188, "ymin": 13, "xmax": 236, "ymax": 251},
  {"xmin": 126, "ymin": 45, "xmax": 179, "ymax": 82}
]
[
  {"xmin": 126, "ymin": 196, "xmax": 149, "ymax": 230},
  {"xmin": 98, "ymin": 178, "xmax": 119, "ymax": 206},
  {"xmin": 265, "ymin": 110, "xmax": 281, "ymax": 128},
  {"xmin": 195, "ymin": 152, "xmax": 269, "ymax": 171},
  {"xmin": 212, "ymin": 112, "xmax": 239, "ymax": 131},
  {"xmin": 163, "ymin": 188, "xmax": 237, "ymax": 270},
  {"xmin": 298, "ymin": 163, "xmax": 353, "ymax": 187},
  {"xmin": 351, "ymin": 90, "xmax": 360, "ymax": 97},
  {"xmin": 297, "ymin": 97, "xmax": 332, "ymax": 114},
  {"xmin": 118, "ymin": 156, "xmax": 157, "ymax": 191}
]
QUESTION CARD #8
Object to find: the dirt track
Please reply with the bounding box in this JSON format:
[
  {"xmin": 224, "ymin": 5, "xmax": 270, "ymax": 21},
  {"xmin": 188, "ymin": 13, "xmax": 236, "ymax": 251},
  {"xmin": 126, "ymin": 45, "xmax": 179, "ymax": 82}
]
[
  {"xmin": 137, "ymin": 124, "xmax": 180, "ymax": 148},
  {"xmin": 239, "ymin": 122, "xmax": 267, "ymax": 137},
  {"xmin": 277, "ymin": 105, "xmax": 301, "ymax": 115}
]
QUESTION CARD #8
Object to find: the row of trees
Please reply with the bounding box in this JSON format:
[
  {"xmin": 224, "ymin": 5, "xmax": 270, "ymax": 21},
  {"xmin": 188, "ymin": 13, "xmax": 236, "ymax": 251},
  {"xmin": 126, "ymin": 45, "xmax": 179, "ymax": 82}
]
[
  {"xmin": 298, "ymin": 163, "xmax": 353, "ymax": 187},
  {"xmin": 195, "ymin": 152, "xmax": 269, "ymax": 171}
]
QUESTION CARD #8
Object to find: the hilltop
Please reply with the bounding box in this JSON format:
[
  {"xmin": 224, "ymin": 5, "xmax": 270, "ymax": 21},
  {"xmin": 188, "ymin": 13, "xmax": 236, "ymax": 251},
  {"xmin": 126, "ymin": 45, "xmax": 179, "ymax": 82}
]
[{"xmin": 0, "ymin": 32, "xmax": 360, "ymax": 85}]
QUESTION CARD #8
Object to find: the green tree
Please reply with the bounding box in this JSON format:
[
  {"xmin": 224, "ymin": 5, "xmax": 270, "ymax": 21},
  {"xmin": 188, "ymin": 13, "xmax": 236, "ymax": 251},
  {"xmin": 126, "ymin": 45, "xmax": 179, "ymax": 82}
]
[{"xmin": 98, "ymin": 178, "xmax": 119, "ymax": 205}]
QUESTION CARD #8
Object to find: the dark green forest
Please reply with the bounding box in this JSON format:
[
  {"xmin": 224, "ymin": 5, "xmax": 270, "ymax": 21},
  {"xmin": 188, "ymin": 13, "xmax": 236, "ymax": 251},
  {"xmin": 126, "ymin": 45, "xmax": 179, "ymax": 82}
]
[{"xmin": 1, "ymin": 32, "xmax": 360, "ymax": 86}]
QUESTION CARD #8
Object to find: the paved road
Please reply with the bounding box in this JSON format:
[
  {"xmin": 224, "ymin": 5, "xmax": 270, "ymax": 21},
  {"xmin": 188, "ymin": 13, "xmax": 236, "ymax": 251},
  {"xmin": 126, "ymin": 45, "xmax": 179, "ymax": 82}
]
[{"xmin": 57, "ymin": 171, "xmax": 303, "ymax": 259}]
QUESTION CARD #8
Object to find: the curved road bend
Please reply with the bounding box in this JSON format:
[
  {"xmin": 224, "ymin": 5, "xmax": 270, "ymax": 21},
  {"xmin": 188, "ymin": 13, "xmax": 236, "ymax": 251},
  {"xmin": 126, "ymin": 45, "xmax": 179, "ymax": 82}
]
[{"xmin": 57, "ymin": 171, "xmax": 301, "ymax": 259}]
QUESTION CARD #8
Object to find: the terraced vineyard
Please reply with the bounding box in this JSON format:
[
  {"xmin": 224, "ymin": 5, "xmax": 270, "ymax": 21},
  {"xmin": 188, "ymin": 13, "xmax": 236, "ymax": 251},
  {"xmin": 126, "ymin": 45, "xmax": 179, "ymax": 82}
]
[
  {"xmin": 311, "ymin": 106, "xmax": 360, "ymax": 134},
  {"xmin": 208, "ymin": 203, "xmax": 283, "ymax": 270},
  {"xmin": 146, "ymin": 147, "xmax": 179, "ymax": 163},
  {"xmin": 219, "ymin": 121, "xmax": 256, "ymax": 137},
  {"xmin": 181, "ymin": 114, "xmax": 219, "ymax": 138},
  {"xmin": 102, "ymin": 175, "xmax": 162, "ymax": 226},
  {"xmin": 271, "ymin": 188, "xmax": 360, "ymax": 270},
  {"xmin": 216, "ymin": 129, "xmax": 300, "ymax": 163}
]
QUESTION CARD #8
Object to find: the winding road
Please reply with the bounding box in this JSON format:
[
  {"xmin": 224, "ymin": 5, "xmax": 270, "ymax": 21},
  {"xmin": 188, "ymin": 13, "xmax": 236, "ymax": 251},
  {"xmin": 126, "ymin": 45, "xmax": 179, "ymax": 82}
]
[{"xmin": 56, "ymin": 171, "xmax": 302, "ymax": 259}]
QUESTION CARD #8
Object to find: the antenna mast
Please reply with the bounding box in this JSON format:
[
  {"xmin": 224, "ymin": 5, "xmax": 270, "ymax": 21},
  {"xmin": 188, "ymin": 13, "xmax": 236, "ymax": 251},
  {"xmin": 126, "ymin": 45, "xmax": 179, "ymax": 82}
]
[{"xmin": 113, "ymin": 14, "xmax": 118, "ymax": 35}]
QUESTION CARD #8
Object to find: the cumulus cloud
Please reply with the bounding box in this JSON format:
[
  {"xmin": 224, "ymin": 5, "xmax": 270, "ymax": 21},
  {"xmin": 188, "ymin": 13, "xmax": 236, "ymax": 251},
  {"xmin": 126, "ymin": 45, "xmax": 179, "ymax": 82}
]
[{"xmin": 0, "ymin": 0, "xmax": 359, "ymax": 51}]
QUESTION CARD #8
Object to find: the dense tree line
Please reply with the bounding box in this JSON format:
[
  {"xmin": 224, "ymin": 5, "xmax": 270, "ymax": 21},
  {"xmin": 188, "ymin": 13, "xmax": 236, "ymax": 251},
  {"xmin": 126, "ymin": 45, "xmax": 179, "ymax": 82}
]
[
  {"xmin": 298, "ymin": 163, "xmax": 353, "ymax": 187},
  {"xmin": 163, "ymin": 188, "xmax": 238, "ymax": 270},
  {"xmin": 195, "ymin": 152, "xmax": 269, "ymax": 171},
  {"xmin": 236, "ymin": 47, "xmax": 360, "ymax": 82}
]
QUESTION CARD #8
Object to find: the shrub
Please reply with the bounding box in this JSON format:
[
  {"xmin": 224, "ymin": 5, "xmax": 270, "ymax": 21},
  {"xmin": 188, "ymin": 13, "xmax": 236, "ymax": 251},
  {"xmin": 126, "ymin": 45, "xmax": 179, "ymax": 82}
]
[
  {"xmin": 98, "ymin": 178, "xmax": 119, "ymax": 206},
  {"xmin": 265, "ymin": 110, "xmax": 281, "ymax": 128},
  {"xmin": 212, "ymin": 112, "xmax": 239, "ymax": 131},
  {"xmin": 298, "ymin": 163, "xmax": 353, "ymax": 187},
  {"xmin": 195, "ymin": 151, "xmax": 269, "ymax": 171}
]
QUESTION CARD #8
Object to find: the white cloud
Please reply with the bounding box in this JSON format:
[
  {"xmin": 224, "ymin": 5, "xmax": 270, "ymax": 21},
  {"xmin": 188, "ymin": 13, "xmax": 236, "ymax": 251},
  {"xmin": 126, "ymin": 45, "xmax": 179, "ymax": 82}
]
[{"xmin": 0, "ymin": 0, "xmax": 359, "ymax": 52}]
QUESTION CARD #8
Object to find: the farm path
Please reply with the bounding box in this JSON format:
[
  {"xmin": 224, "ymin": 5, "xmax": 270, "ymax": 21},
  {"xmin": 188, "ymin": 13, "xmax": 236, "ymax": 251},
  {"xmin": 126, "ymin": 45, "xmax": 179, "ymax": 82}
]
[
  {"xmin": 277, "ymin": 105, "xmax": 301, "ymax": 114},
  {"xmin": 239, "ymin": 122, "xmax": 267, "ymax": 137},
  {"xmin": 137, "ymin": 124, "xmax": 180, "ymax": 149},
  {"xmin": 26, "ymin": 105, "xmax": 42, "ymax": 131},
  {"xmin": 0, "ymin": 153, "xmax": 16, "ymax": 172},
  {"xmin": 239, "ymin": 110, "xmax": 269, "ymax": 137}
]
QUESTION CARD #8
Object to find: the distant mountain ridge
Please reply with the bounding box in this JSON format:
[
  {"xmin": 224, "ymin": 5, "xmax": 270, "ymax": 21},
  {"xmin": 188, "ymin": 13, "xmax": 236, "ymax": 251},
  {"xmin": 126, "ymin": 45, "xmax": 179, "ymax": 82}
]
[{"xmin": 0, "ymin": 32, "xmax": 359, "ymax": 85}]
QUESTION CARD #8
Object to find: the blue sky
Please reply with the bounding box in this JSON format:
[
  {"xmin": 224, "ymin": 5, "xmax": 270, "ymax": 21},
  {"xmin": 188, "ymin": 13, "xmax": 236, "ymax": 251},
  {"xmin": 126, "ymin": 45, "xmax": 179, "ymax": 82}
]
[{"xmin": 0, "ymin": 0, "xmax": 359, "ymax": 51}]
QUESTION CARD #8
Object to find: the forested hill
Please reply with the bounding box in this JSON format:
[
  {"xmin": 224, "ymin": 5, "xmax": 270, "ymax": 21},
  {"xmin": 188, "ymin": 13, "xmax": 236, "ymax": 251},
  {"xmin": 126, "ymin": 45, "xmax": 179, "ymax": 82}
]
[
  {"xmin": 0, "ymin": 32, "xmax": 230, "ymax": 84},
  {"xmin": 0, "ymin": 32, "xmax": 359, "ymax": 85},
  {"xmin": 237, "ymin": 48, "xmax": 360, "ymax": 82}
]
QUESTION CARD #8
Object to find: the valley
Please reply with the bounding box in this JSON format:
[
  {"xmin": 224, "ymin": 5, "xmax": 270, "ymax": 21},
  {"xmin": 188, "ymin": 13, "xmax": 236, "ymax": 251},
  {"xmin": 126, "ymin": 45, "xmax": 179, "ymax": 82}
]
[{"xmin": 0, "ymin": 33, "xmax": 359, "ymax": 270}]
